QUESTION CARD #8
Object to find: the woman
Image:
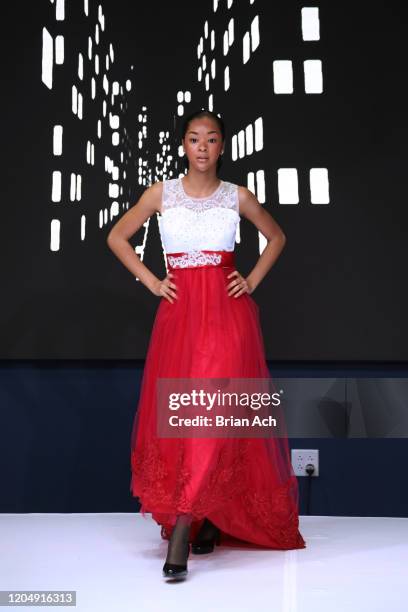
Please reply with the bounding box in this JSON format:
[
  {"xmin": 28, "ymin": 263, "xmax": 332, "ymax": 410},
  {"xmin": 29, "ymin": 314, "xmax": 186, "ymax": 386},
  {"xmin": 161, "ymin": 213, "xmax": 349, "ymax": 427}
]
[{"xmin": 107, "ymin": 109, "xmax": 306, "ymax": 580}]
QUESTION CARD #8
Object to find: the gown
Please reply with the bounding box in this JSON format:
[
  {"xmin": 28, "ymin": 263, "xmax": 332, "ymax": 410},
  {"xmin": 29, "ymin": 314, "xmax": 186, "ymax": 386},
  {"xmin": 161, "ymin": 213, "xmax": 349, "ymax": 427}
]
[{"xmin": 130, "ymin": 176, "xmax": 306, "ymax": 550}]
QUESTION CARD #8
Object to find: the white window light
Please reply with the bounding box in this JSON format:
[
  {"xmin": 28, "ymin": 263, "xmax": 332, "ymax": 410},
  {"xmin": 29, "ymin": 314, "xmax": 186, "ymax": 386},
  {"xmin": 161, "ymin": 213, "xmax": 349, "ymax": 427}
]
[{"xmin": 278, "ymin": 168, "xmax": 299, "ymax": 204}]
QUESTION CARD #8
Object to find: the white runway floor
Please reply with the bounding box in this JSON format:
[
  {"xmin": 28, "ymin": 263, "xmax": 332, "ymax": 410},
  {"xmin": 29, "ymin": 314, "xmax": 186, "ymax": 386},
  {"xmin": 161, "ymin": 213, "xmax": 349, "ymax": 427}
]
[{"xmin": 0, "ymin": 513, "xmax": 406, "ymax": 611}]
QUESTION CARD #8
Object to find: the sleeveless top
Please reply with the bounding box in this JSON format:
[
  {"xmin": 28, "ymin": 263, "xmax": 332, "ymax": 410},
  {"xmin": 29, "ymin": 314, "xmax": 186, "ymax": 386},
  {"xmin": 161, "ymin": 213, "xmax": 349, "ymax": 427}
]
[{"xmin": 158, "ymin": 177, "xmax": 240, "ymax": 254}]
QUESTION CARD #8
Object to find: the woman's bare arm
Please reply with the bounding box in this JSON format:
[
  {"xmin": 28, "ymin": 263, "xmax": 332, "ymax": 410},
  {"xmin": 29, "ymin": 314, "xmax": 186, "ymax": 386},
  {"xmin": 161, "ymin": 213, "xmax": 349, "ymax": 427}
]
[
  {"xmin": 106, "ymin": 181, "xmax": 177, "ymax": 301},
  {"xmin": 238, "ymin": 186, "xmax": 287, "ymax": 294}
]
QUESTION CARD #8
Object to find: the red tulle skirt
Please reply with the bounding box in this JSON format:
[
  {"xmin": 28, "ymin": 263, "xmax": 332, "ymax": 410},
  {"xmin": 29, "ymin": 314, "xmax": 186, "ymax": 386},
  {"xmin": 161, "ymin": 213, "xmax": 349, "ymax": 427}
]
[{"xmin": 130, "ymin": 250, "xmax": 306, "ymax": 550}]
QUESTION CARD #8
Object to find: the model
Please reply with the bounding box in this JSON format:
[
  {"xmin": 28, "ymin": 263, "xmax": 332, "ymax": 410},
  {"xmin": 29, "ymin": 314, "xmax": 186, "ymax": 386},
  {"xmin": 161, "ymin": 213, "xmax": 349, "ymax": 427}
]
[{"xmin": 107, "ymin": 109, "xmax": 306, "ymax": 581}]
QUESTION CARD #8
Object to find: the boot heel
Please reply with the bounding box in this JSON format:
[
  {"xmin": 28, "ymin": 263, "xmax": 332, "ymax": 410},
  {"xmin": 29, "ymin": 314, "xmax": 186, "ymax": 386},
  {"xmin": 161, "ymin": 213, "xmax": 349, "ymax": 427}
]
[{"xmin": 191, "ymin": 526, "xmax": 221, "ymax": 554}]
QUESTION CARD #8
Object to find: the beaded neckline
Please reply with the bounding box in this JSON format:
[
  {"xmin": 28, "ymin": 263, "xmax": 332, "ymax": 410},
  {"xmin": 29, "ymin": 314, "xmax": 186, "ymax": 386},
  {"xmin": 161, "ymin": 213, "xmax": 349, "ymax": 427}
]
[{"xmin": 179, "ymin": 177, "xmax": 223, "ymax": 201}]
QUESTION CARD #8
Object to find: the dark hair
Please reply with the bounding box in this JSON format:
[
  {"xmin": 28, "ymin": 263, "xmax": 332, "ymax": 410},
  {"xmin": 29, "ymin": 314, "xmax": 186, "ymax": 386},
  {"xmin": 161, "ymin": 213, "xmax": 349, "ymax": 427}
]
[{"xmin": 180, "ymin": 109, "xmax": 226, "ymax": 173}]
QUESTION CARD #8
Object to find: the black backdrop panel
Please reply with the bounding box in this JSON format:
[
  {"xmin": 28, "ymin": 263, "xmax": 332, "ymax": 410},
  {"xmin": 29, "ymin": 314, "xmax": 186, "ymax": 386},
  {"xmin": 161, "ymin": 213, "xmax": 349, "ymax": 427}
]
[{"xmin": 1, "ymin": 1, "xmax": 407, "ymax": 360}]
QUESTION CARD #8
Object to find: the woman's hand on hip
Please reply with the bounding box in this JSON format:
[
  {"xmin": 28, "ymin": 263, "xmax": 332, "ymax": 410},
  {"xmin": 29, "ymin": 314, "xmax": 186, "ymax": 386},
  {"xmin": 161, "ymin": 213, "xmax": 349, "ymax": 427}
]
[
  {"xmin": 226, "ymin": 270, "xmax": 253, "ymax": 298},
  {"xmin": 152, "ymin": 272, "xmax": 178, "ymax": 303}
]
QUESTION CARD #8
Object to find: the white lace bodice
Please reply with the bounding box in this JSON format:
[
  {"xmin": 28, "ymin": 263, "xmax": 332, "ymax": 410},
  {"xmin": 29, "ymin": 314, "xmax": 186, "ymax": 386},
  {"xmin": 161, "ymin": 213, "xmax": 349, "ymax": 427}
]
[{"xmin": 158, "ymin": 177, "xmax": 240, "ymax": 254}]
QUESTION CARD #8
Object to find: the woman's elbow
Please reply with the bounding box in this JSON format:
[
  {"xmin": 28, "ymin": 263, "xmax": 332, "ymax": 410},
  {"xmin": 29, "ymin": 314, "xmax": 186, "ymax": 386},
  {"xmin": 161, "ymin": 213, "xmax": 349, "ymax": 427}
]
[{"xmin": 106, "ymin": 229, "xmax": 120, "ymax": 248}]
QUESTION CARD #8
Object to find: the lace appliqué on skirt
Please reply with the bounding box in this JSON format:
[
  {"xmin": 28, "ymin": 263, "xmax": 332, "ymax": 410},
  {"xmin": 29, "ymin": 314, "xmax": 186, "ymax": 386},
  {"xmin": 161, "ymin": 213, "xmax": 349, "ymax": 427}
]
[{"xmin": 131, "ymin": 437, "xmax": 251, "ymax": 519}]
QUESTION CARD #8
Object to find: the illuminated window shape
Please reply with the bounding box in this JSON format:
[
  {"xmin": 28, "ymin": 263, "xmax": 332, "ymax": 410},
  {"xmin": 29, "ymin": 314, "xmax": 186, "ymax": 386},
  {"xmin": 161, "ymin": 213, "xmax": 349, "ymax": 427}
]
[
  {"xmin": 310, "ymin": 168, "xmax": 329, "ymax": 204},
  {"xmin": 110, "ymin": 201, "xmax": 119, "ymax": 220},
  {"xmin": 50, "ymin": 219, "xmax": 60, "ymax": 252},
  {"xmin": 103, "ymin": 74, "xmax": 109, "ymax": 95},
  {"xmin": 211, "ymin": 59, "xmax": 216, "ymax": 79},
  {"xmin": 110, "ymin": 113, "xmax": 119, "ymax": 129},
  {"xmin": 52, "ymin": 171, "xmax": 61, "ymax": 202},
  {"xmin": 55, "ymin": 35, "xmax": 64, "ymax": 65},
  {"xmin": 256, "ymin": 169, "xmax": 265, "ymax": 203},
  {"xmin": 208, "ymin": 94, "xmax": 213, "ymax": 111},
  {"xmin": 112, "ymin": 132, "xmax": 119, "ymax": 146},
  {"xmin": 76, "ymin": 174, "xmax": 82, "ymax": 200},
  {"xmin": 228, "ymin": 18, "xmax": 234, "ymax": 45},
  {"xmin": 213, "ymin": 0, "xmax": 219, "ymax": 11},
  {"xmin": 231, "ymin": 135, "xmax": 237, "ymax": 161},
  {"xmin": 84, "ymin": 0, "xmax": 89, "ymax": 17},
  {"xmin": 88, "ymin": 36, "xmax": 92, "ymax": 60},
  {"xmin": 56, "ymin": 0, "xmax": 65, "ymax": 21},
  {"xmin": 42, "ymin": 28, "xmax": 53, "ymax": 89},
  {"xmin": 204, "ymin": 20, "xmax": 208, "ymax": 38},
  {"xmin": 251, "ymin": 15, "xmax": 259, "ymax": 51},
  {"xmin": 70, "ymin": 173, "xmax": 76, "ymax": 201},
  {"xmin": 223, "ymin": 31, "xmax": 229, "ymax": 56},
  {"xmin": 243, "ymin": 32, "xmax": 250, "ymax": 64},
  {"xmin": 245, "ymin": 124, "xmax": 253, "ymax": 155},
  {"xmin": 247, "ymin": 171, "xmax": 255, "ymax": 194},
  {"xmin": 72, "ymin": 85, "xmax": 78, "ymax": 115},
  {"xmin": 273, "ymin": 60, "xmax": 293, "ymax": 94},
  {"xmin": 211, "ymin": 30, "xmax": 215, "ymax": 50},
  {"xmin": 97, "ymin": 119, "xmax": 101, "ymax": 138},
  {"xmin": 224, "ymin": 66, "xmax": 230, "ymax": 91},
  {"xmin": 78, "ymin": 53, "xmax": 83, "ymax": 79},
  {"xmin": 185, "ymin": 91, "xmax": 191, "ymax": 103},
  {"xmin": 109, "ymin": 183, "xmax": 119, "ymax": 198},
  {"xmin": 278, "ymin": 168, "xmax": 299, "ymax": 204},
  {"xmin": 254, "ymin": 117, "xmax": 263, "ymax": 151},
  {"xmin": 301, "ymin": 7, "xmax": 320, "ymax": 41},
  {"xmin": 98, "ymin": 5, "xmax": 105, "ymax": 31},
  {"xmin": 95, "ymin": 54, "xmax": 99, "ymax": 75},
  {"xmin": 81, "ymin": 215, "xmax": 86, "ymax": 241},
  {"xmin": 238, "ymin": 130, "xmax": 245, "ymax": 158},
  {"xmin": 205, "ymin": 73, "xmax": 210, "ymax": 91},
  {"xmin": 78, "ymin": 93, "xmax": 83, "ymax": 119},
  {"xmin": 126, "ymin": 79, "xmax": 132, "ymax": 91},
  {"xmin": 304, "ymin": 60, "xmax": 323, "ymax": 94},
  {"xmin": 53, "ymin": 125, "xmax": 63, "ymax": 155}
]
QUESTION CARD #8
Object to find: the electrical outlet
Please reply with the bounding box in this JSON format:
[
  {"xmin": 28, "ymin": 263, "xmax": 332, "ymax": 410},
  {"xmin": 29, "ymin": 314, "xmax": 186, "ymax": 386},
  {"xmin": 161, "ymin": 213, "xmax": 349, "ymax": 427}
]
[{"xmin": 291, "ymin": 449, "xmax": 319, "ymax": 477}]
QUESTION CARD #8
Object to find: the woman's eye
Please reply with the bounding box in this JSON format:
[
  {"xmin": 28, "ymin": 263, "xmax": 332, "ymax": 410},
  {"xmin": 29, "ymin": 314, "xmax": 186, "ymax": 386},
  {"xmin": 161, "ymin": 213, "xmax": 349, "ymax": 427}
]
[{"xmin": 190, "ymin": 138, "xmax": 216, "ymax": 143}]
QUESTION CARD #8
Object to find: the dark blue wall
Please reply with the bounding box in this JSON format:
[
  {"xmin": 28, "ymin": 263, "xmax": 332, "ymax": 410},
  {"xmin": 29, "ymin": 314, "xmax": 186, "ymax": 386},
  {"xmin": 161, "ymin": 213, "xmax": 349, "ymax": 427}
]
[{"xmin": 1, "ymin": 362, "xmax": 407, "ymax": 517}]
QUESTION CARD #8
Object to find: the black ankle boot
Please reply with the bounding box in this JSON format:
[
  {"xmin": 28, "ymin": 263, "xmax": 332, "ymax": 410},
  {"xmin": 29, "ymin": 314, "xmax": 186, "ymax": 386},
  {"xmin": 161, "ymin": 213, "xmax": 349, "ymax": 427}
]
[{"xmin": 191, "ymin": 518, "xmax": 221, "ymax": 555}]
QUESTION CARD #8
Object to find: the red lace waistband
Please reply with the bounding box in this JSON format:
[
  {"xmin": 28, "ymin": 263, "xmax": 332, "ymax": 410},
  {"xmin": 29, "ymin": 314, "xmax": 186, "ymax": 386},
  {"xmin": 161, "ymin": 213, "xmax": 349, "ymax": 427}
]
[{"xmin": 166, "ymin": 249, "xmax": 235, "ymax": 270}]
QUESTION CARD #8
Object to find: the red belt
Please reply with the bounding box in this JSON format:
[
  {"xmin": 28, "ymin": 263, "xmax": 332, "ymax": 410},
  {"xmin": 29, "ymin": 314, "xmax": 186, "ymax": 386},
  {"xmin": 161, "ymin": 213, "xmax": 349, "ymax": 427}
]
[{"xmin": 166, "ymin": 249, "xmax": 235, "ymax": 270}]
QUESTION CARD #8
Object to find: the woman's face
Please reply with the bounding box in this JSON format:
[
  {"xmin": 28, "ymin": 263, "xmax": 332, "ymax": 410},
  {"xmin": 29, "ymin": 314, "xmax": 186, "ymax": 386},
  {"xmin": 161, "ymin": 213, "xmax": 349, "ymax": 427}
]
[{"xmin": 182, "ymin": 117, "xmax": 224, "ymax": 172}]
